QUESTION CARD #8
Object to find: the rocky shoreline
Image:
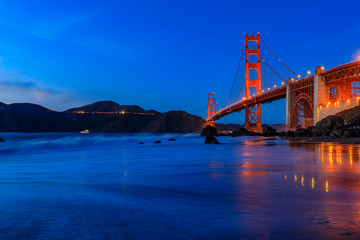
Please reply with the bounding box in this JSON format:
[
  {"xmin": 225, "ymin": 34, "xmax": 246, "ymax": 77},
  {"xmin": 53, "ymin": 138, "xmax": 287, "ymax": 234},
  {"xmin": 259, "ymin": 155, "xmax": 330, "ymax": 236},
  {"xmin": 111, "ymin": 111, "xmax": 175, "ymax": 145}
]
[{"xmin": 201, "ymin": 112, "xmax": 360, "ymax": 144}]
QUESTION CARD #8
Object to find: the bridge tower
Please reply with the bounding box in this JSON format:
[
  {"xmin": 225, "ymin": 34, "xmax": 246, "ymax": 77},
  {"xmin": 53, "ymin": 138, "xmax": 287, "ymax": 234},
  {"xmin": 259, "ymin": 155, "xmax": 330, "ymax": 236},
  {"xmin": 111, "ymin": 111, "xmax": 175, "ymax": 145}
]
[
  {"xmin": 244, "ymin": 34, "xmax": 262, "ymax": 132},
  {"xmin": 207, "ymin": 93, "xmax": 215, "ymax": 127}
]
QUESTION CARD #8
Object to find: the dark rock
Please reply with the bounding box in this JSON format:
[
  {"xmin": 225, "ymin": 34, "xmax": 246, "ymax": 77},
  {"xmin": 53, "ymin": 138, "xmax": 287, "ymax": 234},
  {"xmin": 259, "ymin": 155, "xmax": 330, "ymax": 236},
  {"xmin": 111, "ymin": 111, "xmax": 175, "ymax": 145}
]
[
  {"xmin": 343, "ymin": 129, "xmax": 356, "ymax": 138},
  {"xmin": 278, "ymin": 131, "xmax": 285, "ymax": 137},
  {"xmin": 262, "ymin": 126, "xmax": 277, "ymax": 136},
  {"xmin": 205, "ymin": 135, "xmax": 219, "ymax": 144},
  {"xmin": 139, "ymin": 142, "xmax": 144, "ymax": 144},
  {"xmin": 232, "ymin": 128, "xmax": 250, "ymax": 137},
  {"xmin": 340, "ymin": 232, "xmax": 354, "ymax": 236},
  {"xmin": 314, "ymin": 115, "xmax": 344, "ymax": 136},
  {"xmin": 168, "ymin": 138, "xmax": 176, "ymax": 141},
  {"xmin": 200, "ymin": 125, "xmax": 217, "ymax": 137},
  {"xmin": 154, "ymin": 141, "xmax": 161, "ymax": 144},
  {"xmin": 0, "ymin": 138, "xmax": 5, "ymax": 142},
  {"xmin": 330, "ymin": 128, "xmax": 343, "ymax": 138},
  {"xmin": 285, "ymin": 130, "xmax": 295, "ymax": 137},
  {"xmin": 306, "ymin": 127, "xmax": 314, "ymax": 136},
  {"xmin": 295, "ymin": 128, "xmax": 312, "ymax": 137}
]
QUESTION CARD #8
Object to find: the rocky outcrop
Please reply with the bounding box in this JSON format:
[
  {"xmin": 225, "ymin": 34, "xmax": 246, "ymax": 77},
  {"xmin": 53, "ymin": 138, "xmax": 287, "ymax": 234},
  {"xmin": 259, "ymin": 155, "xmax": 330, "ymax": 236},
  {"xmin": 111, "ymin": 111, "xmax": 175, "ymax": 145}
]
[
  {"xmin": 0, "ymin": 138, "xmax": 5, "ymax": 142},
  {"xmin": 262, "ymin": 126, "xmax": 277, "ymax": 136},
  {"xmin": 295, "ymin": 128, "xmax": 312, "ymax": 137},
  {"xmin": 312, "ymin": 115, "xmax": 345, "ymax": 136},
  {"xmin": 285, "ymin": 130, "xmax": 295, "ymax": 137},
  {"xmin": 200, "ymin": 125, "xmax": 217, "ymax": 137},
  {"xmin": 232, "ymin": 128, "xmax": 250, "ymax": 137},
  {"xmin": 205, "ymin": 135, "xmax": 219, "ymax": 144}
]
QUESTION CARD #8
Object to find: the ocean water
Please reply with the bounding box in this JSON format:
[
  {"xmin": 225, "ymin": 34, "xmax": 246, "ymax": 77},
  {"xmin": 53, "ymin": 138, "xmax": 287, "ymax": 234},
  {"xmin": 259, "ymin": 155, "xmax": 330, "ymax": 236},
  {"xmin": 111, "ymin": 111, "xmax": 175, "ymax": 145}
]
[{"xmin": 0, "ymin": 133, "xmax": 359, "ymax": 239}]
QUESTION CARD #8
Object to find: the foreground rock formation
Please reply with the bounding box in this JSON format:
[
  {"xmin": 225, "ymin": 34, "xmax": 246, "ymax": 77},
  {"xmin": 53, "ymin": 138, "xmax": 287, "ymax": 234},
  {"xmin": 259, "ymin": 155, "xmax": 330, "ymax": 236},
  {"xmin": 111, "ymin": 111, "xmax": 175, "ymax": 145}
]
[{"xmin": 201, "ymin": 125, "xmax": 220, "ymax": 144}]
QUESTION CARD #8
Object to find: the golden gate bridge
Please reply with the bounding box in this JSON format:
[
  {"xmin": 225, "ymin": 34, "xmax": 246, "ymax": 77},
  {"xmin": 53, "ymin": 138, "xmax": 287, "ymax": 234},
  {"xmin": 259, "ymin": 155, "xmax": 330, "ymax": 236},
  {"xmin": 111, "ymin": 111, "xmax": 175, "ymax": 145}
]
[{"xmin": 207, "ymin": 33, "xmax": 360, "ymax": 132}]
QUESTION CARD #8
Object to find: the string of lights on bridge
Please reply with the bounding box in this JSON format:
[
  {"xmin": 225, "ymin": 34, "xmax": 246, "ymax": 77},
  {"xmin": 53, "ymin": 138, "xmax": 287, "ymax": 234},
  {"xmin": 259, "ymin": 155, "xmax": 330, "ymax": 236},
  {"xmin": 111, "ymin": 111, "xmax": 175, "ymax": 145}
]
[{"xmin": 217, "ymin": 66, "xmax": 327, "ymax": 113}]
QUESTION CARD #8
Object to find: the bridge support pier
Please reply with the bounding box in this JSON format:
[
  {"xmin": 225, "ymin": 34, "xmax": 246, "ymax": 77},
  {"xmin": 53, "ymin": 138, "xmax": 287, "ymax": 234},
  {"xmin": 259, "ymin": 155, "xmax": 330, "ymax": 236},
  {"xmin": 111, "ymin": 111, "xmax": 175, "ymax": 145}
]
[
  {"xmin": 286, "ymin": 66, "xmax": 328, "ymax": 131},
  {"xmin": 285, "ymin": 79, "xmax": 292, "ymax": 130},
  {"xmin": 313, "ymin": 66, "xmax": 327, "ymax": 125}
]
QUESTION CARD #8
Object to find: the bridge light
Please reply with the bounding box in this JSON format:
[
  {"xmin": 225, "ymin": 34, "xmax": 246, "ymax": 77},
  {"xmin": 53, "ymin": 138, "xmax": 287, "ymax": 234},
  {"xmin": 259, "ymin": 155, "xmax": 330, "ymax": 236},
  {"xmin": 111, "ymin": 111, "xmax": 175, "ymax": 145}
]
[
  {"xmin": 281, "ymin": 82, "xmax": 284, "ymax": 85},
  {"xmin": 307, "ymin": 71, "xmax": 311, "ymax": 75},
  {"xmin": 321, "ymin": 66, "xmax": 325, "ymax": 70},
  {"xmin": 297, "ymin": 75, "xmax": 301, "ymax": 79},
  {"xmin": 262, "ymin": 90, "xmax": 264, "ymax": 93},
  {"xmin": 347, "ymin": 99, "xmax": 350, "ymax": 103},
  {"xmin": 267, "ymin": 88, "xmax": 270, "ymax": 91},
  {"xmin": 274, "ymin": 85, "xmax": 277, "ymax": 88}
]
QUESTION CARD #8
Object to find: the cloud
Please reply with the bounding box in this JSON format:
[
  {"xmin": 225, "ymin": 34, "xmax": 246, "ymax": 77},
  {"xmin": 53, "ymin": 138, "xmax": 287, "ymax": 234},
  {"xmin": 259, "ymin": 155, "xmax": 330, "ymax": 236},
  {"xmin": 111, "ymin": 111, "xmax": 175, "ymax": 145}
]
[
  {"xmin": 352, "ymin": 49, "xmax": 360, "ymax": 62},
  {"xmin": 0, "ymin": 71, "xmax": 88, "ymax": 111}
]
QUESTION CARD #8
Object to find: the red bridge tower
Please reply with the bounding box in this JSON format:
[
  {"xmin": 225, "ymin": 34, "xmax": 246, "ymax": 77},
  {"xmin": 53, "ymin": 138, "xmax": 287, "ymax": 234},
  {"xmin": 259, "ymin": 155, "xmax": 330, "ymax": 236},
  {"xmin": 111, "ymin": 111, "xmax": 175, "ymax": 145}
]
[
  {"xmin": 207, "ymin": 93, "xmax": 215, "ymax": 127},
  {"xmin": 244, "ymin": 34, "xmax": 262, "ymax": 132}
]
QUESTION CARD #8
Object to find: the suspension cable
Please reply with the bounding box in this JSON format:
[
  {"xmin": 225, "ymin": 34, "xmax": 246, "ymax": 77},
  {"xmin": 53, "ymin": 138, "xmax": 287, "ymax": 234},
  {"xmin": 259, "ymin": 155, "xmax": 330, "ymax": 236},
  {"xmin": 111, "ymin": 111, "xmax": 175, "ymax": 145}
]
[
  {"xmin": 223, "ymin": 40, "xmax": 245, "ymax": 108},
  {"xmin": 260, "ymin": 36, "xmax": 298, "ymax": 77}
]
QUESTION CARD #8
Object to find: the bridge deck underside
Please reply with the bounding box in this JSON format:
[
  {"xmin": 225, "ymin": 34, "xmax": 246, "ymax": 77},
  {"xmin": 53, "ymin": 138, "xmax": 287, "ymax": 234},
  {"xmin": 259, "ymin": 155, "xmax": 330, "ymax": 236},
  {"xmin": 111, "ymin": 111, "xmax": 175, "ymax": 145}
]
[{"xmin": 211, "ymin": 86, "xmax": 286, "ymax": 121}]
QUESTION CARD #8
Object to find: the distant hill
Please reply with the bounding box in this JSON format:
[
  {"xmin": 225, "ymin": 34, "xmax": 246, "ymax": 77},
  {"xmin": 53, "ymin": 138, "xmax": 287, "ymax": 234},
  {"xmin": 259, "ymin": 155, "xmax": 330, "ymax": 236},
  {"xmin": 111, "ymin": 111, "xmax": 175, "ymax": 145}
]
[
  {"xmin": 0, "ymin": 101, "xmax": 204, "ymax": 133},
  {"xmin": 66, "ymin": 101, "xmax": 150, "ymax": 114},
  {"xmin": 0, "ymin": 100, "xmax": 284, "ymax": 133}
]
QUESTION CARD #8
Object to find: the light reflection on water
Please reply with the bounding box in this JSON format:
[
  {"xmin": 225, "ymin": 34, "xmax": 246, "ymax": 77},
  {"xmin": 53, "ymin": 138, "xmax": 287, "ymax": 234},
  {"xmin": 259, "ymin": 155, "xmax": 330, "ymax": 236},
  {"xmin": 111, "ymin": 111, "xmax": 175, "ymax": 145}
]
[{"xmin": 0, "ymin": 133, "xmax": 359, "ymax": 239}]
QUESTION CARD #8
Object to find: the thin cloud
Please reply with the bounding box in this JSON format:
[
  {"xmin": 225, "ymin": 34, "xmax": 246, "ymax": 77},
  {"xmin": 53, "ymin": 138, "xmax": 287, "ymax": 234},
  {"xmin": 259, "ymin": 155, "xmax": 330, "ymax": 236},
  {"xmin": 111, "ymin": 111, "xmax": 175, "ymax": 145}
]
[
  {"xmin": 352, "ymin": 49, "xmax": 360, "ymax": 62},
  {"xmin": 0, "ymin": 73, "xmax": 88, "ymax": 111}
]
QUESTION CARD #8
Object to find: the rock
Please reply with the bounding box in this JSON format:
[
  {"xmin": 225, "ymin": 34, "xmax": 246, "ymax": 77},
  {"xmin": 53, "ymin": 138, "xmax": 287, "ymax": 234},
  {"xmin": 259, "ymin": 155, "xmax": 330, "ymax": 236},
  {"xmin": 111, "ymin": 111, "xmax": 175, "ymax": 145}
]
[
  {"xmin": 262, "ymin": 126, "xmax": 277, "ymax": 136},
  {"xmin": 232, "ymin": 128, "xmax": 250, "ymax": 137},
  {"xmin": 205, "ymin": 135, "xmax": 219, "ymax": 144},
  {"xmin": 306, "ymin": 127, "xmax": 314, "ymax": 136},
  {"xmin": 284, "ymin": 130, "xmax": 295, "ymax": 137},
  {"xmin": 200, "ymin": 125, "xmax": 217, "ymax": 137},
  {"xmin": 0, "ymin": 138, "xmax": 5, "ymax": 142},
  {"xmin": 330, "ymin": 128, "xmax": 343, "ymax": 138},
  {"xmin": 295, "ymin": 128, "xmax": 312, "ymax": 137},
  {"xmin": 278, "ymin": 131, "xmax": 285, "ymax": 137},
  {"xmin": 168, "ymin": 138, "xmax": 176, "ymax": 141},
  {"xmin": 139, "ymin": 142, "xmax": 144, "ymax": 144},
  {"xmin": 154, "ymin": 141, "xmax": 161, "ymax": 144},
  {"xmin": 343, "ymin": 129, "xmax": 356, "ymax": 138},
  {"xmin": 314, "ymin": 115, "xmax": 344, "ymax": 136}
]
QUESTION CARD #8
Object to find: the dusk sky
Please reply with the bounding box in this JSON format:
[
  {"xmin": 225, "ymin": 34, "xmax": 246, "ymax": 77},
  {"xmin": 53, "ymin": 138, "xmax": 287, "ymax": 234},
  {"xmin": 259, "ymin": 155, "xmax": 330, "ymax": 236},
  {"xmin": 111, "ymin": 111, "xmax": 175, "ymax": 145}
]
[{"xmin": 0, "ymin": 0, "xmax": 359, "ymax": 124}]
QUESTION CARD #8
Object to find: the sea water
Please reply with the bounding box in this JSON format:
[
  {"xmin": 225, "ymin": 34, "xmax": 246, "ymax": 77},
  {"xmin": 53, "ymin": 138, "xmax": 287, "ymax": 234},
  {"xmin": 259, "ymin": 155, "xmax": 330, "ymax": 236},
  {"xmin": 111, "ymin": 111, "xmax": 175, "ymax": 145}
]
[{"xmin": 0, "ymin": 133, "xmax": 359, "ymax": 239}]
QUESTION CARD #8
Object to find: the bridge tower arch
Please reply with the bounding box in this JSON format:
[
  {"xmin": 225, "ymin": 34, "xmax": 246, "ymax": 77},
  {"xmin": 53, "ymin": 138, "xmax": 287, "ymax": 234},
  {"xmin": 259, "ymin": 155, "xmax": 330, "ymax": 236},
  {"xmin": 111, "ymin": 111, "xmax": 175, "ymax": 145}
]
[{"xmin": 244, "ymin": 34, "xmax": 262, "ymax": 132}]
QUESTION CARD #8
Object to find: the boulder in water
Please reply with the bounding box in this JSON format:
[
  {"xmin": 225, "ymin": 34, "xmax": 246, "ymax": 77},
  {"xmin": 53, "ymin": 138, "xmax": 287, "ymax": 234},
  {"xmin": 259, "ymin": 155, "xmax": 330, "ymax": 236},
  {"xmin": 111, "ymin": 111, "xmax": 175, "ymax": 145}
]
[
  {"xmin": 168, "ymin": 138, "xmax": 176, "ymax": 141},
  {"xmin": 205, "ymin": 135, "xmax": 219, "ymax": 144},
  {"xmin": 0, "ymin": 138, "xmax": 5, "ymax": 142},
  {"xmin": 154, "ymin": 141, "xmax": 161, "ymax": 144},
  {"xmin": 200, "ymin": 125, "xmax": 217, "ymax": 137}
]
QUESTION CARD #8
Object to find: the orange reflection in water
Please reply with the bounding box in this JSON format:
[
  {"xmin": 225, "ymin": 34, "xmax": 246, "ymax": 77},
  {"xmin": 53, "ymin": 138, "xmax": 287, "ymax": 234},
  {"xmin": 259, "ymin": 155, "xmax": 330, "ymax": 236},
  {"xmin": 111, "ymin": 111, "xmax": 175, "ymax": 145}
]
[{"xmin": 287, "ymin": 142, "xmax": 360, "ymax": 193}]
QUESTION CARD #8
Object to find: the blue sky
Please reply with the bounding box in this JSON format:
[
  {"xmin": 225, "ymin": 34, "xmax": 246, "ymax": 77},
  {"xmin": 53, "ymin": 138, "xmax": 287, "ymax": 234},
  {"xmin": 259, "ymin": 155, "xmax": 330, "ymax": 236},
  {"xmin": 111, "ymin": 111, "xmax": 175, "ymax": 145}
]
[{"xmin": 0, "ymin": 0, "xmax": 359, "ymax": 124}]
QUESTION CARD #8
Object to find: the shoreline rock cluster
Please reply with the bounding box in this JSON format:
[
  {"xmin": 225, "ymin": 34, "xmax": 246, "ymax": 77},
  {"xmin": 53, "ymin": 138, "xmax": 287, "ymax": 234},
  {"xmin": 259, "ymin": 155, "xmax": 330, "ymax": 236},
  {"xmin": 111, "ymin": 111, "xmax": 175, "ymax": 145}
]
[{"xmin": 201, "ymin": 114, "xmax": 360, "ymax": 141}]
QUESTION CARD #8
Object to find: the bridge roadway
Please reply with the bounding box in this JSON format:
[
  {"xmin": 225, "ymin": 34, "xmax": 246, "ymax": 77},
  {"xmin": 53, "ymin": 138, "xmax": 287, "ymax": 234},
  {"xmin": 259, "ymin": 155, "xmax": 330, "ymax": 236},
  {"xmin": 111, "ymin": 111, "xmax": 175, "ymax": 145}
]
[{"xmin": 209, "ymin": 61, "xmax": 360, "ymax": 122}]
